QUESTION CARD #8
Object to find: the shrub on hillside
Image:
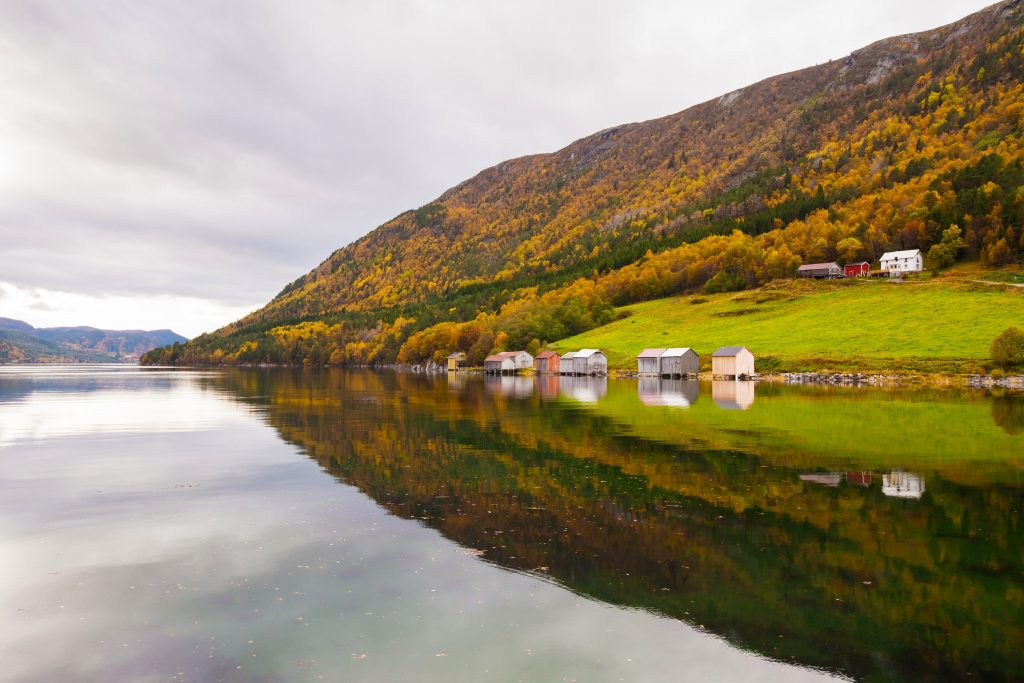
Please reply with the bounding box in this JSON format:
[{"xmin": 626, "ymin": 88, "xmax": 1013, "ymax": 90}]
[{"xmin": 991, "ymin": 326, "xmax": 1024, "ymax": 367}]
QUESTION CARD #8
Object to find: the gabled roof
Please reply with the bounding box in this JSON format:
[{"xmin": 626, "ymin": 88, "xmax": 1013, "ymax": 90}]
[
  {"xmin": 637, "ymin": 348, "xmax": 666, "ymax": 358},
  {"xmin": 712, "ymin": 346, "xmax": 749, "ymax": 357},
  {"xmin": 447, "ymin": 351, "xmax": 467, "ymax": 359},
  {"xmin": 576, "ymin": 348, "xmax": 604, "ymax": 358},
  {"xmin": 661, "ymin": 347, "xmax": 695, "ymax": 357},
  {"xmin": 880, "ymin": 249, "xmax": 921, "ymax": 260},
  {"xmin": 536, "ymin": 351, "xmax": 559, "ymax": 359},
  {"xmin": 561, "ymin": 351, "xmax": 577, "ymax": 359},
  {"xmin": 845, "ymin": 261, "xmax": 870, "ymax": 267},
  {"xmin": 798, "ymin": 262, "xmax": 840, "ymax": 270},
  {"xmin": 484, "ymin": 351, "xmax": 517, "ymax": 362}
]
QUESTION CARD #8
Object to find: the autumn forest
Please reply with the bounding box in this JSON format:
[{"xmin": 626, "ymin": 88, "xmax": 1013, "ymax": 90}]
[{"xmin": 143, "ymin": 1, "xmax": 1024, "ymax": 368}]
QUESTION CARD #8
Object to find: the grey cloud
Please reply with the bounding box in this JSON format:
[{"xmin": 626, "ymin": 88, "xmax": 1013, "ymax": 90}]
[{"xmin": 0, "ymin": 0, "xmax": 994, "ymax": 325}]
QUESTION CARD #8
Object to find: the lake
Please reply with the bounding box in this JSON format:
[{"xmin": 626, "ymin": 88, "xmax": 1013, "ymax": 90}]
[{"xmin": 1, "ymin": 366, "xmax": 1021, "ymax": 682}]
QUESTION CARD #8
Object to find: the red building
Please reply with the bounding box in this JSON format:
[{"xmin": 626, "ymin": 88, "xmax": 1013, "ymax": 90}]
[
  {"xmin": 534, "ymin": 350, "xmax": 560, "ymax": 374},
  {"xmin": 844, "ymin": 261, "xmax": 870, "ymax": 277}
]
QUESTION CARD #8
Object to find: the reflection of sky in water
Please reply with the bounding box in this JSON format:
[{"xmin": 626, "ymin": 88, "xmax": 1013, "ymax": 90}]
[{"xmin": 0, "ymin": 368, "xmax": 841, "ymax": 682}]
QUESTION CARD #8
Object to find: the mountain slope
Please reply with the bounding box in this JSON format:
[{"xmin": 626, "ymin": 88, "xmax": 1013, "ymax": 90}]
[
  {"xmin": 146, "ymin": 0, "xmax": 1024, "ymax": 368},
  {"xmin": 0, "ymin": 318, "xmax": 186, "ymax": 363}
]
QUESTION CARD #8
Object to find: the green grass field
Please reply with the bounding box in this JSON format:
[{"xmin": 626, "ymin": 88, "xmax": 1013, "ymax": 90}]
[{"xmin": 552, "ymin": 277, "xmax": 1024, "ymax": 373}]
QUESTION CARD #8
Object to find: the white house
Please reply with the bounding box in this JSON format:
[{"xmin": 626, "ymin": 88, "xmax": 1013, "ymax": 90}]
[{"xmin": 880, "ymin": 249, "xmax": 923, "ymax": 275}]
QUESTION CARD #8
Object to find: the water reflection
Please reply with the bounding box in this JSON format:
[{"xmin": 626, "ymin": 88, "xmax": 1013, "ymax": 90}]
[
  {"xmin": 215, "ymin": 370, "xmax": 1023, "ymax": 682},
  {"xmin": 638, "ymin": 377, "xmax": 699, "ymax": 407},
  {"xmin": 558, "ymin": 375, "xmax": 607, "ymax": 403},
  {"xmin": 3, "ymin": 367, "xmax": 1023, "ymax": 683},
  {"xmin": 484, "ymin": 374, "xmax": 534, "ymax": 398},
  {"xmin": 711, "ymin": 379, "xmax": 756, "ymax": 410},
  {"xmin": 882, "ymin": 471, "xmax": 926, "ymax": 499}
]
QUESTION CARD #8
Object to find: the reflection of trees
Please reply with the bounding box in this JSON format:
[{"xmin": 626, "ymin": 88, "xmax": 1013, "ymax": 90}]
[
  {"xmin": 213, "ymin": 370, "xmax": 1024, "ymax": 683},
  {"xmin": 991, "ymin": 395, "xmax": 1024, "ymax": 436}
]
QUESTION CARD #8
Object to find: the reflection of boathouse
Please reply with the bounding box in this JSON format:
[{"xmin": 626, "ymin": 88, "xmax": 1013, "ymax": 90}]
[
  {"xmin": 484, "ymin": 374, "xmax": 534, "ymax": 399},
  {"xmin": 559, "ymin": 375, "xmax": 608, "ymax": 403},
  {"xmin": 799, "ymin": 472, "xmax": 844, "ymax": 487},
  {"xmin": 537, "ymin": 375, "xmax": 560, "ymax": 401},
  {"xmin": 638, "ymin": 377, "xmax": 698, "ymax": 407},
  {"xmin": 883, "ymin": 472, "xmax": 925, "ymax": 499},
  {"xmin": 711, "ymin": 380, "xmax": 755, "ymax": 410},
  {"xmin": 799, "ymin": 471, "xmax": 873, "ymax": 488}
]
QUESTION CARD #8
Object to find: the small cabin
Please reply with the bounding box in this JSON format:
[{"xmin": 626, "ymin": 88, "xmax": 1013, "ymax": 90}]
[
  {"xmin": 534, "ymin": 350, "xmax": 560, "ymax": 374},
  {"xmin": 844, "ymin": 262, "xmax": 870, "ymax": 278},
  {"xmin": 711, "ymin": 346, "xmax": 755, "ymax": 379},
  {"xmin": 446, "ymin": 351, "xmax": 468, "ymax": 372},
  {"xmin": 559, "ymin": 351, "xmax": 577, "ymax": 375},
  {"xmin": 572, "ymin": 349, "xmax": 608, "ymax": 376},
  {"xmin": 797, "ymin": 262, "xmax": 842, "ymax": 279},
  {"xmin": 659, "ymin": 347, "xmax": 699, "ymax": 377},
  {"xmin": 637, "ymin": 348, "xmax": 666, "ymax": 376},
  {"xmin": 483, "ymin": 350, "xmax": 533, "ymax": 374},
  {"xmin": 879, "ymin": 249, "xmax": 923, "ymax": 275}
]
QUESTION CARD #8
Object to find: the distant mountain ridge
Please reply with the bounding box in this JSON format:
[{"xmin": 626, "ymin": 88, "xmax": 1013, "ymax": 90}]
[
  {"xmin": 144, "ymin": 0, "xmax": 1024, "ymax": 368},
  {"xmin": 0, "ymin": 317, "xmax": 186, "ymax": 364}
]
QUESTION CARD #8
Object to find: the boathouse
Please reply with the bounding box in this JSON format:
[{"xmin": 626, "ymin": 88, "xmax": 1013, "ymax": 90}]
[
  {"xmin": 534, "ymin": 350, "xmax": 560, "ymax": 374},
  {"xmin": 483, "ymin": 350, "xmax": 534, "ymax": 374},
  {"xmin": 844, "ymin": 261, "xmax": 870, "ymax": 277},
  {"xmin": 797, "ymin": 262, "xmax": 842, "ymax": 279},
  {"xmin": 559, "ymin": 351, "xmax": 577, "ymax": 375},
  {"xmin": 711, "ymin": 346, "xmax": 755, "ymax": 379},
  {"xmin": 637, "ymin": 348, "xmax": 666, "ymax": 376},
  {"xmin": 659, "ymin": 347, "xmax": 699, "ymax": 377},
  {"xmin": 446, "ymin": 351, "xmax": 468, "ymax": 372},
  {"xmin": 571, "ymin": 349, "xmax": 608, "ymax": 376}
]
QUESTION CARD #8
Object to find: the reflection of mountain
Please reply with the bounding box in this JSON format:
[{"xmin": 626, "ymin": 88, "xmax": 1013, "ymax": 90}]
[{"xmin": 214, "ymin": 370, "xmax": 1024, "ymax": 683}]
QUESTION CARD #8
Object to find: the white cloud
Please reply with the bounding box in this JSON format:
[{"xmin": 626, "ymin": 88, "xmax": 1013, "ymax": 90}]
[
  {"xmin": 0, "ymin": 282, "xmax": 255, "ymax": 338},
  {"xmin": 0, "ymin": 0, "xmax": 995, "ymax": 335}
]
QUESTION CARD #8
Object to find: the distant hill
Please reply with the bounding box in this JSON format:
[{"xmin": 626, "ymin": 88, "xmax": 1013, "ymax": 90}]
[
  {"xmin": 0, "ymin": 317, "xmax": 186, "ymax": 364},
  {"xmin": 144, "ymin": 0, "xmax": 1024, "ymax": 368}
]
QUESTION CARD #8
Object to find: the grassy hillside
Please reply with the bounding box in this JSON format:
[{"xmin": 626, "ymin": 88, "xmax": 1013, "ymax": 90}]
[
  {"xmin": 552, "ymin": 277, "xmax": 1024, "ymax": 373},
  {"xmin": 144, "ymin": 1, "xmax": 1024, "ymax": 369}
]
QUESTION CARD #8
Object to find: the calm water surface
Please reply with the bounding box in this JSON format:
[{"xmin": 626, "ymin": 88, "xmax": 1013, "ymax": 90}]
[{"xmin": 1, "ymin": 366, "xmax": 1021, "ymax": 682}]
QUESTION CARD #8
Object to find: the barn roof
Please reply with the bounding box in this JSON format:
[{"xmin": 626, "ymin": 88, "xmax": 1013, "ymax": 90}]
[
  {"xmin": 798, "ymin": 262, "xmax": 840, "ymax": 270},
  {"xmin": 576, "ymin": 349, "xmax": 604, "ymax": 358},
  {"xmin": 536, "ymin": 351, "xmax": 559, "ymax": 359},
  {"xmin": 712, "ymin": 346, "xmax": 749, "ymax": 357},
  {"xmin": 845, "ymin": 261, "xmax": 870, "ymax": 267},
  {"xmin": 880, "ymin": 249, "xmax": 921, "ymax": 260},
  {"xmin": 661, "ymin": 347, "xmax": 695, "ymax": 357},
  {"xmin": 637, "ymin": 348, "xmax": 666, "ymax": 358}
]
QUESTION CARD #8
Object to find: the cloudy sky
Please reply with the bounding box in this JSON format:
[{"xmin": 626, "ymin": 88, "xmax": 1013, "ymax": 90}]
[{"xmin": 0, "ymin": 0, "xmax": 993, "ymax": 337}]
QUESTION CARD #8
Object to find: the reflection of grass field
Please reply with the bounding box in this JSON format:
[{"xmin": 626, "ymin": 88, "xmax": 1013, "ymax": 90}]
[
  {"xmin": 579, "ymin": 381, "xmax": 1024, "ymax": 485},
  {"xmin": 552, "ymin": 278, "xmax": 1024, "ymax": 373}
]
